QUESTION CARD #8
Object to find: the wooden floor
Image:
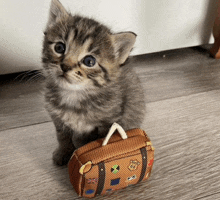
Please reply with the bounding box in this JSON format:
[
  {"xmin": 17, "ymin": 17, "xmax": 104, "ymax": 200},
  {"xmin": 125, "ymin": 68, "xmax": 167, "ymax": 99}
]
[{"xmin": 1, "ymin": 45, "xmax": 220, "ymax": 200}]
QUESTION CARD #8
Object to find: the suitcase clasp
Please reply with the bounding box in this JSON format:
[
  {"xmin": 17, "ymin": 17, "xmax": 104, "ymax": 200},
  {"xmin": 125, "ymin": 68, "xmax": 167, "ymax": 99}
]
[
  {"xmin": 147, "ymin": 142, "xmax": 155, "ymax": 151},
  {"xmin": 79, "ymin": 161, "xmax": 92, "ymax": 175}
]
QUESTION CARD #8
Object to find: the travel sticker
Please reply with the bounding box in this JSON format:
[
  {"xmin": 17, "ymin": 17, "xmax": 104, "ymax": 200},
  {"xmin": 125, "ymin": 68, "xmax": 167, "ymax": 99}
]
[
  {"xmin": 85, "ymin": 189, "xmax": 95, "ymax": 195},
  {"xmin": 86, "ymin": 178, "xmax": 98, "ymax": 184},
  {"xmin": 111, "ymin": 165, "xmax": 120, "ymax": 174},
  {"xmin": 148, "ymin": 159, "xmax": 154, "ymax": 167},
  {"xmin": 128, "ymin": 160, "xmax": 140, "ymax": 171},
  {"xmin": 127, "ymin": 175, "xmax": 137, "ymax": 181},
  {"xmin": 110, "ymin": 178, "xmax": 120, "ymax": 186}
]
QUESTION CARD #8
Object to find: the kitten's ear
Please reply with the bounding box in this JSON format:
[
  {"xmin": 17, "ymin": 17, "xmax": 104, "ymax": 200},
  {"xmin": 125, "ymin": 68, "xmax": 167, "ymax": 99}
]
[
  {"xmin": 111, "ymin": 32, "xmax": 136, "ymax": 65},
  {"xmin": 47, "ymin": 0, "xmax": 69, "ymax": 28}
]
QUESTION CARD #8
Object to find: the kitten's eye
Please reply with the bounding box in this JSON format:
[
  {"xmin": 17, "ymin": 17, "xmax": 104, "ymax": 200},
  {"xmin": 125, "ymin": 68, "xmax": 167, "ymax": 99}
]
[
  {"xmin": 54, "ymin": 42, "xmax": 66, "ymax": 54},
  {"xmin": 82, "ymin": 55, "xmax": 96, "ymax": 67}
]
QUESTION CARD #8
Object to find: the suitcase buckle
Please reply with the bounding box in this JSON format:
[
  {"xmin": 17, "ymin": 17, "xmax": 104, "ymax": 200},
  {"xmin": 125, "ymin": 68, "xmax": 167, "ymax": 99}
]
[{"xmin": 79, "ymin": 161, "xmax": 92, "ymax": 175}]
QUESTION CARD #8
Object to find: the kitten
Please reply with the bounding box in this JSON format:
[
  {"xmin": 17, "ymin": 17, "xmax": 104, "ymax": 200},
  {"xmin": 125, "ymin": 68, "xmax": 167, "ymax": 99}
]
[{"xmin": 42, "ymin": 0, "xmax": 145, "ymax": 165}]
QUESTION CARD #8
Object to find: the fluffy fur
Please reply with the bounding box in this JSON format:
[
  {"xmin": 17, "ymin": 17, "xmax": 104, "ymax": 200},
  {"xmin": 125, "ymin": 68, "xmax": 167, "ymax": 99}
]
[{"xmin": 42, "ymin": 0, "xmax": 145, "ymax": 165}]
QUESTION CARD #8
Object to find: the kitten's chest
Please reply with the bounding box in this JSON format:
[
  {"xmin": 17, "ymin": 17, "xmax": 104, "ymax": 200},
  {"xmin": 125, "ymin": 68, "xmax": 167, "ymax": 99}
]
[
  {"xmin": 61, "ymin": 110, "xmax": 95, "ymax": 133},
  {"xmin": 47, "ymin": 91, "xmax": 95, "ymax": 133}
]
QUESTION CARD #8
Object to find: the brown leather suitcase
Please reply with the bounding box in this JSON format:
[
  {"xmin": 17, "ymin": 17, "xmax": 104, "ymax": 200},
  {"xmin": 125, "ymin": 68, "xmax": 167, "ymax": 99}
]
[{"xmin": 68, "ymin": 123, "xmax": 154, "ymax": 198}]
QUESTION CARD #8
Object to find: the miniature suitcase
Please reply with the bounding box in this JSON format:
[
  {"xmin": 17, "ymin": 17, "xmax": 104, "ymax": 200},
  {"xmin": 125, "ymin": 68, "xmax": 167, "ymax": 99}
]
[{"xmin": 68, "ymin": 123, "xmax": 154, "ymax": 198}]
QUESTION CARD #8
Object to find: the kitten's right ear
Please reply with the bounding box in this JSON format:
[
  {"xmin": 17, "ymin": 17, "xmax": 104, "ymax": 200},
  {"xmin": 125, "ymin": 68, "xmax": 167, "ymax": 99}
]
[
  {"xmin": 46, "ymin": 0, "xmax": 69, "ymax": 28},
  {"xmin": 111, "ymin": 32, "xmax": 137, "ymax": 65}
]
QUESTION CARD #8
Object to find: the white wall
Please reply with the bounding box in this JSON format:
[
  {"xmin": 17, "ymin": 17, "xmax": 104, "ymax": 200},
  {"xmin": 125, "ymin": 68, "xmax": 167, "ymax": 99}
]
[{"xmin": 0, "ymin": 0, "xmax": 217, "ymax": 75}]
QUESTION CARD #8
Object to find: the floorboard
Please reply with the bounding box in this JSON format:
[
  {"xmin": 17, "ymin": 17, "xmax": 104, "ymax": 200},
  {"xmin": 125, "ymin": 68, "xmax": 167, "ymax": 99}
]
[
  {"xmin": 0, "ymin": 122, "xmax": 78, "ymax": 200},
  {"xmin": 132, "ymin": 46, "xmax": 220, "ymax": 102},
  {"xmin": 1, "ymin": 46, "xmax": 220, "ymax": 199},
  {"xmin": 0, "ymin": 79, "xmax": 50, "ymax": 131}
]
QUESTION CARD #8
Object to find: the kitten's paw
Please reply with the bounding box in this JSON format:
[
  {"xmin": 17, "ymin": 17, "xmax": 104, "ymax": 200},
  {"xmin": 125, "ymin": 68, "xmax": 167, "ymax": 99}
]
[{"xmin": 52, "ymin": 148, "xmax": 72, "ymax": 166}]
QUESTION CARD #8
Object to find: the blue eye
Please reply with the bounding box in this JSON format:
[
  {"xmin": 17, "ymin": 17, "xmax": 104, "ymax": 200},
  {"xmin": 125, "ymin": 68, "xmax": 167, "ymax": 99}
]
[
  {"xmin": 83, "ymin": 55, "xmax": 96, "ymax": 67},
  {"xmin": 54, "ymin": 42, "xmax": 65, "ymax": 54}
]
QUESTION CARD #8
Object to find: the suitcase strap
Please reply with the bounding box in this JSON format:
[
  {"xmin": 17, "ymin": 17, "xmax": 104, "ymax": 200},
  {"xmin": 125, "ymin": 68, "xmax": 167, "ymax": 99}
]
[
  {"xmin": 95, "ymin": 162, "xmax": 106, "ymax": 196},
  {"xmin": 138, "ymin": 147, "xmax": 147, "ymax": 183}
]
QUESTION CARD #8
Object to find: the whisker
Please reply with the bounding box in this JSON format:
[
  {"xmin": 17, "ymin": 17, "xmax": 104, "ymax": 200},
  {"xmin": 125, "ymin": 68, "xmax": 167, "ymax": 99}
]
[
  {"xmin": 25, "ymin": 73, "xmax": 43, "ymax": 84},
  {"xmin": 14, "ymin": 70, "xmax": 34, "ymax": 82},
  {"xmin": 14, "ymin": 70, "xmax": 44, "ymax": 83}
]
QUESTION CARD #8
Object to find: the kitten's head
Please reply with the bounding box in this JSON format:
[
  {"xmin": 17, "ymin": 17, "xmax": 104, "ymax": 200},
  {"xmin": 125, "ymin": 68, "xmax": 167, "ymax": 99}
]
[{"xmin": 42, "ymin": 0, "xmax": 136, "ymax": 90}]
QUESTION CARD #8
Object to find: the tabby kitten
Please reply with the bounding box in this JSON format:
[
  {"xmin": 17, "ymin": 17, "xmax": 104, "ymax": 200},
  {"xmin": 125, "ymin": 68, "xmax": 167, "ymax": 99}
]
[{"xmin": 42, "ymin": 0, "xmax": 145, "ymax": 165}]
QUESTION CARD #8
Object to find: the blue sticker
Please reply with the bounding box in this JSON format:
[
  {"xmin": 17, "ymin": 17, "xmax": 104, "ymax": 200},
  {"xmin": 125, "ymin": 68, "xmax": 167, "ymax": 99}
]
[
  {"xmin": 85, "ymin": 189, "xmax": 95, "ymax": 195},
  {"xmin": 110, "ymin": 178, "xmax": 120, "ymax": 186}
]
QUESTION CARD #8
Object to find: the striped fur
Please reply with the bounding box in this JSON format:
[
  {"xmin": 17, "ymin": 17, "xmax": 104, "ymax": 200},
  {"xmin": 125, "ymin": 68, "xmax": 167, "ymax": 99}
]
[{"xmin": 42, "ymin": 0, "xmax": 145, "ymax": 165}]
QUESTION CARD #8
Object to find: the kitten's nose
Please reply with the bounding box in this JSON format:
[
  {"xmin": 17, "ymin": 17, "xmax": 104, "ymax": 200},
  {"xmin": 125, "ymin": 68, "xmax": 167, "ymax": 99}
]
[{"xmin": 60, "ymin": 64, "xmax": 71, "ymax": 73}]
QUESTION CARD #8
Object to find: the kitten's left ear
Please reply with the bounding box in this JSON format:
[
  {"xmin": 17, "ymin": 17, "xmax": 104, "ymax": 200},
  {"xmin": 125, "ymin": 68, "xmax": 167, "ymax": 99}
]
[
  {"xmin": 47, "ymin": 0, "xmax": 69, "ymax": 28},
  {"xmin": 111, "ymin": 32, "xmax": 136, "ymax": 65}
]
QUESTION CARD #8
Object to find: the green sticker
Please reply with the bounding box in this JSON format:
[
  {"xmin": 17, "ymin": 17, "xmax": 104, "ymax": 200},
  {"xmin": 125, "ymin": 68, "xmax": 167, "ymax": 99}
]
[{"xmin": 111, "ymin": 165, "xmax": 120, "ymax": 174}]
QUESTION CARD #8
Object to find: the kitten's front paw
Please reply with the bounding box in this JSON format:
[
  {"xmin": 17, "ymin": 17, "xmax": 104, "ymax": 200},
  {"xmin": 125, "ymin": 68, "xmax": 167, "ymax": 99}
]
[{"xmin": 52, "ymin": 148, "xmax": 72, "ymax": 166}]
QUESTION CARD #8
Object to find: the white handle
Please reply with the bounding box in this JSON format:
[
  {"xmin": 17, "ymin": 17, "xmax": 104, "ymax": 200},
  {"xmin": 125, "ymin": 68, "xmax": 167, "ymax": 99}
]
[{"xmin": 102, "ymin": 123, "xmax": 128, "ymax": 146}]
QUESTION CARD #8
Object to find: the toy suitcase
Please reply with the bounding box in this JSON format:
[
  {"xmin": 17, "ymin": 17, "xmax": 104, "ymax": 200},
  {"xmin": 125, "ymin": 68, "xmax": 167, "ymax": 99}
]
[{"xmin": 68, "ymin": 123, "xmax": 154, "ymax": 198}]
